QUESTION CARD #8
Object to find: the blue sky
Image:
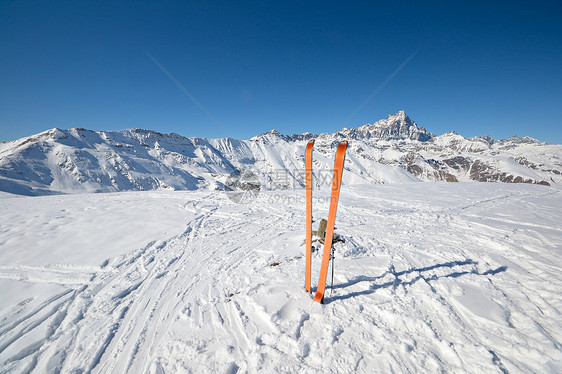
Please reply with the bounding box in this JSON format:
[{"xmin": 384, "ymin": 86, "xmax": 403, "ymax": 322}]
[{"xmin": 1, "ymin": 1, "xmax": 561, "ymax": 143}]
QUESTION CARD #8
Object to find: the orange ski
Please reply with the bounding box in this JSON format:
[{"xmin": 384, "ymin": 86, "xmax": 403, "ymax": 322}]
[
  {"xmin": 314, "ymin": 141, "xmax": 348, "ymax": 303},
  {"xmin": 305, "ymin": 139, "xmax": 314, "ymax": 293}
]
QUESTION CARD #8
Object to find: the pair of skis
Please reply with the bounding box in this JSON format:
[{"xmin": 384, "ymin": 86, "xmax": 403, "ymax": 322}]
[{"xmin": 305, "ymin": 139, "xmax": 348, "ymax": 304}]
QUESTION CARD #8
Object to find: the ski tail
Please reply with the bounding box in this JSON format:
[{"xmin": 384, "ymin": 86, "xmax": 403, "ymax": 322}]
[
  {"xmin": 314, "ymin": 140, "xmax": 348, "ymax": 303},
  {"xmin": 305, "ymin": 139, "xmax": 315, "ymax": 293}
]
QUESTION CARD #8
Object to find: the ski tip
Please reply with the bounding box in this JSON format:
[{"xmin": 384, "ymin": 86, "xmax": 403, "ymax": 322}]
[{"xmin": 308, "ymin": 139, "xmax": 315, "ymax": 145}]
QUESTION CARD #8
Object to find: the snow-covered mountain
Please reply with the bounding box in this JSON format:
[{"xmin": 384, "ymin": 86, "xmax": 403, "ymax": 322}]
[
  {"xmin": 1, "ymin": 111, "xmax": 560, "ymax": 196},
  {"xmin": 335, "ymin": 110, "xmax": 434, "ymax": 141}
]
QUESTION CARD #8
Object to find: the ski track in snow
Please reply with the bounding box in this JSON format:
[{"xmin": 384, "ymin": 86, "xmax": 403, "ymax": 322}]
[{"xmin": 0, "ymin": 183, "xmax": 561, "ymax": 373}]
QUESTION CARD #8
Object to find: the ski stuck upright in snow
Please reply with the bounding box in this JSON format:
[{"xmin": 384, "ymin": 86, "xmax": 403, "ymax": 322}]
[
  {"xmin": 305, "ymin": 139, "xmax": 315, "ymax": 293},
  {"xmin": 304, "ymin": 140, "xmax": 348, "ymax": 303}
]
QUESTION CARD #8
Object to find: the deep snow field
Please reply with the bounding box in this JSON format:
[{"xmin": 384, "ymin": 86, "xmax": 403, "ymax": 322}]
[{"xmin": 0, "ymin": 182, "xmax": 561, "ymax": 373}]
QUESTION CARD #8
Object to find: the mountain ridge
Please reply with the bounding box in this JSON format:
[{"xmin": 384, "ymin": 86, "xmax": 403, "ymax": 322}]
[
  {"xmin": 252, "ymin": 111, "xmax": 546, "ymax": 145},
  {"xmin": 1, "ymin": 112, "xmax": 560, "ymax": 196}
]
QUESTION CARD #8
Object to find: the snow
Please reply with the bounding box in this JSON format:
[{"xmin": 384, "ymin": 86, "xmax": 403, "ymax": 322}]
[
  {"xmin": 0, "ymin": 182, "xmax": 561, "ymax": 372},
  {"xmin": 0, "ymin": 192, "xmax": 196, "ymax": 267}
]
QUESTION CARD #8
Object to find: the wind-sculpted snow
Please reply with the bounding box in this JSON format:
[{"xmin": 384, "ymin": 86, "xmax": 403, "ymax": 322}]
[
  {"xmin": 0, "ymin": 183, "xmax": 561, "ymax": 372},
  {"xmin": 1, "ymin": 112, "xmax": 560, "ymax": 196}
]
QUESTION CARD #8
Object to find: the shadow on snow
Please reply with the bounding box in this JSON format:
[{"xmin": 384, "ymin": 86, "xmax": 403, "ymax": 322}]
[{"xmin": 326, "ymin": 258, "xmax": 507, "ymax": 304}]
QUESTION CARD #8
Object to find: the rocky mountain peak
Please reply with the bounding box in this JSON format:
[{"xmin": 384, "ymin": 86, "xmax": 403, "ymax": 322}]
[
  {"xmin": 250, "ymin": 129, "xmax": 288, "ymax": 143},
  {"xmin": 346, "ymin": 111, "xmax": 433, "ymax": 142},
  {"xmin": 385, "ymin": 110, "xmax": 408, "ymax": 124}
]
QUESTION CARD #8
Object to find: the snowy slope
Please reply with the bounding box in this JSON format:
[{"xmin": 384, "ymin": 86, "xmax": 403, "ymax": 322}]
[
  {"xmin": 0, "ymin": 183, "xmax": 561, "ymax": 372},
  {"xmin": 1, "ymin": 111, "xmax": 560, "ymax": 196}
]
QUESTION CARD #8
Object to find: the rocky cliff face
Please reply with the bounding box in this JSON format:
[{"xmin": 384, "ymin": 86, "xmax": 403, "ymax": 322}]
[
  {"xmin": 335, "ymin": 111, "xmax": 434, "ymax": 141},
  {"xmin": 1, "ymin": 112, "xmax": 560, "ymax": 196}
]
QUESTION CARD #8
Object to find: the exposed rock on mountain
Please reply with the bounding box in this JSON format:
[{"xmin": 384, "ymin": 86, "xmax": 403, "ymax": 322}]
[
  {"xmin": 335, "ymin": 111, "xmax": 433, "ymax": 141},
  {"xmin": 1, "ymin": 112, "xmax": 560, "ymax": 196}
]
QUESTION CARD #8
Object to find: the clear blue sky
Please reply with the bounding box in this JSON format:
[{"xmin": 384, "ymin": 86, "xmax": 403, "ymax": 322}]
[{"xmin": 1, "ymin": 0, "xmax": 561, "ymax": 143}]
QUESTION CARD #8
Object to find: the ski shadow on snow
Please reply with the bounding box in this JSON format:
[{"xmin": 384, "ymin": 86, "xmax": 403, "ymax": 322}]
[{"xmin": 326, "ymin": 259, "xmax": 507, "ymax": 304}]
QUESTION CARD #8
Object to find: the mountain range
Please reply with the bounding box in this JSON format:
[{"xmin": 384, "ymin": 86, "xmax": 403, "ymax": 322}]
[{"xmin": 1, "ymin": 111, "xmax": 560, "ymax": 196}]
